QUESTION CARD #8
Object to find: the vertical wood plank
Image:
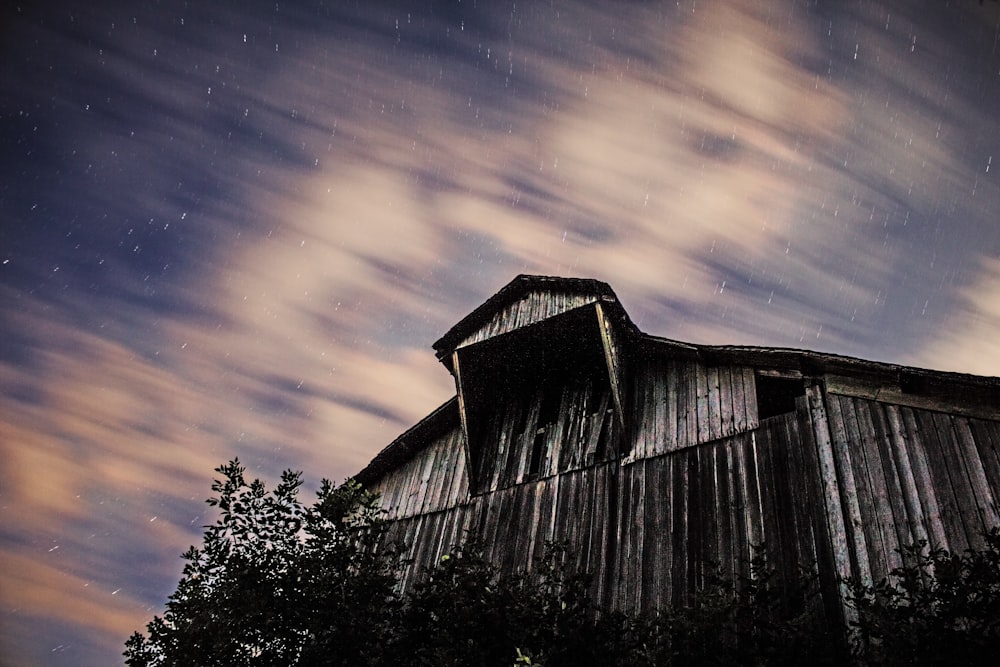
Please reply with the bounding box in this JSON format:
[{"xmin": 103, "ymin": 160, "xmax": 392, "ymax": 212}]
[
  {"xmin": 744, "ymin": 367, "xmax": 760, "ymax": 431},
  {"xmin": 687, "ymin": 361, "xmax": 699, "ymax": 449},
  {"xmin": 880, "ymin": 404, "xmax": 928, "ymax": 549},
  {"xmin": 783, "ymin": 410, "xmax": 819, "ymax": 579},
  {"xmin": 654, "ymin": 362, "xmax": 667, "ymax": 457},
  {"xmin": 671, "ymin": 448, "xmax": 689, "ymax": 606},
  {"xmin": 708, "ymin": 366, "xmax": 723, "ymax": 441},
  {"xmin": 969, "ymin": 418, "xmax": 1000, "ymax": 504},
  {"xmin": 864, "ymin": 401, "xmax": 914, "ymax": 565},
  {"xmin": 732, "ymin": 366, "xmax": 748, "ymax": 433},
  {"xmin": 715, "ymin": 441, "xmax": 735, "ymax": 584},
  {"xmin": 696, "ymin": 362, "xmax": 710, "ymax": 446},
  {"xmin": 661, "ymin": 362, "xmax": 680, "ymax": 452},
  {"xmin": 719, "ymin": 366, "xmax": 735, "ymax": 439},
  {"xmin": 897, "ymin": 407, "xmax": 949, "ymax": 550},
  {"xmin": 911, "ymin": 409, "xmax": 967, "ymax": 552},
  {"xmin": 727, "ymin": 434, "xmax": 748, "ymax": 581},
  {"xmin": 840, "ymin": 395, "xmax": 890, "ymax": 579},
  {"xmin": 642, "ymin": 457, "xmax": 663, "ymax": 612},
  {"xmin": 952, "ymin": 416, "xmax": 1000, "ymax": 534},
  {"xmin": 824, "ymin": 391, "xmax": 873, "ymax": 585},
  {"xmin": 805, "ymin": 384, "xmax": 856, "ymax": 626},
  {"xmin": 931, "ymin": 411, "xmax": 983, "ymax": 549}
]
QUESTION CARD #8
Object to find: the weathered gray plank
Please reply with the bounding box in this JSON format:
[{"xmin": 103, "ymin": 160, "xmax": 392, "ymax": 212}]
[
  {"xmin": 641, "ymin": 457, "xmax": 663, "ymax": 612},
  {"xmin": 824, "ymin": 390, "xmax": 872, "ymax": 585},
  {"xmin": 898, "ymin": 406, "xmax": 950, "ymax": 550},
  {"xmin": 951, "ymin": 416, "xmax": 1000, "ymax": 537},
  {"xmin": 732, "ymin": 367, "xmax": 748, "ymax": 433},
  {"xmin": 968, "ymin": 418, "xmax": 1000, "ymax": 505},
  {"xmin": 729, "ymin": 433, "xmax": 752, "ymax": 582},
  {"xmin": 686, "ymin": 361, "xmax": 699, "ymax": 449},
  {"xmin": 839, "ymin": 395, "xmax": 890, "ymax": 579},
  {"xmin": 806, "ymin": 384, "xmax": 857, "ymax": 626},
  {"xmin": 783, "ymin": 411, "xmax": 819, "ymax": 577},
  {"xmin": 714, "ymin": 441, "xmax": 735, "ymax": 584},
  {"xmin": 880, "ymin": 404, "xmax": 929, "ymax": 549},
  {"xmin": 864, "ymin": 401, "xmax": 915, "ymax": 564},
  {"xmin": 719, "ymin": 366, "xmax": 735, "ymax": 440},
  {"xmin": 708, "ymin": 366, "xmax": 723, "ymax": 441},
  {"xmin": 912, "ymin": 410, "xmax": 969, "ymax": 552},
  {"xmin": 933, "ymin": 412, "xmax": 986, "ymax": 548},
  {"xmin": 662, "ymin": 361, "xmax": 676, "ymax": 451},
  {"xmin": 696, "ymin": 363, "xmax": 711, "ymax": 446},
  {"xmin": 671, "ymin": 447, "xmax": 690, "ymax": 605},
  {"xmin": 743, "ymin": 367, "xmax": 760, "ymax": 431}
]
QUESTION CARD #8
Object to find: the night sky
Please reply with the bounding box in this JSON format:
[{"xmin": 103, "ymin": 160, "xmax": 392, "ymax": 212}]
[{"xmin": 3, "ymin": 1, "xmax": 1000, "ymax": 664}]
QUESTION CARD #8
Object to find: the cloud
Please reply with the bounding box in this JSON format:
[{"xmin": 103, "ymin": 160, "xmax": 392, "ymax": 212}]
[
  {"xmin": 908, "ymin": 254, "xmax": 1000, "ymax": 377},
  {"xmin": 6, "ymin": 2, "xmax": 1000, "ymax": 665}
]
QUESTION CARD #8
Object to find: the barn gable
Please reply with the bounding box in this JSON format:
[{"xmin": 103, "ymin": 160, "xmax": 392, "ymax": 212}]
[{"xmin": 431, "ymin": 276, "xmax": 633, "ymax": 494}]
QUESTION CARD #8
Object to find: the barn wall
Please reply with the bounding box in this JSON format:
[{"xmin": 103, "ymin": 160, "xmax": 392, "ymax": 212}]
[
  {"xmin": 628, "ymin": 357, "xmax": 760, "ymax": 460},
  {"xmin": 818, "ymin": 390, "xmax": 1000, "ymax": 583},
  {"xmin": 380, "ymin": 504, "xmax": 480, "ymax": 592},
  {"xmin": 380, "ymin": 410, "xmax": 829, "ymax": 616},
  {"xmin": 368, "ymin": 425, "xmax": 469, "ymax": 520},
  {"xmin": 368, "ymin": 358, "xmax": 1000, "ymax": 623},
  {"xmin": 609, "ymin": 412, "xmax": 826, "ymax": 613}
]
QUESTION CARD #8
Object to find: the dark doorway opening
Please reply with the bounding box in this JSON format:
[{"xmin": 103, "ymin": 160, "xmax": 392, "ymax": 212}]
[{"xmin": 755, "ymin": 374, "xmax": 806, "ymax": 420}]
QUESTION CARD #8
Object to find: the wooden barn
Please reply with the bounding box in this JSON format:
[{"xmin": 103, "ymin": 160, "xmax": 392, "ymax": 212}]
[{"xmin": 356, "ymin": 275, "xmax": 1000, "ymax": 625}]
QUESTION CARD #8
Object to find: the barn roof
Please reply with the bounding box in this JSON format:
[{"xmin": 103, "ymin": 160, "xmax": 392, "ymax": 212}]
[
  {"xmin": 432, "ymin": 274, "xmax": 633, "ymax": 369},
  {"xmin": 356, "ymin": 397, "xmax": 459, "ymax": 487},
  {"xmin": 355, "ymin": 275, "xmax": 1000, "ymax": 487}
]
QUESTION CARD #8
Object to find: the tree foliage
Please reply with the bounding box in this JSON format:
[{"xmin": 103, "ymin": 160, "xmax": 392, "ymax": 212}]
[
  {"xmin": 848, "ymin": 528, "xmax": 1000, "ymax": 666},
  {"xmin": 124, "ymin": 460, "xmax": 401, "ymax": 667}
]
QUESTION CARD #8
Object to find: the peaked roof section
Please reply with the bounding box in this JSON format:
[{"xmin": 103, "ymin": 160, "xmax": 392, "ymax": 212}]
[{"xmin": 432, "ymin": 274, "xmax": 633, "ymax": 371}]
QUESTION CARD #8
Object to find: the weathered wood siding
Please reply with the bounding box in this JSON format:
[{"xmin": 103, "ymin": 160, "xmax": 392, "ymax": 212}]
[
  {"xmin": 369, "ymin": 358, "xmax": 1000, "ymax": 622},
  {"xmin": 368, "ymin": 425, "xmax": 469, "ymax": 520},
  {"xmin": 819, "ymin": 390, "xmax": 1000, "ymax": 578},
  {"xmin": 378, "ymin": 410, "xmax": 826, "ymax": 614},
  {"xmin": 629, "ymin": 357, "xmax": 759, "ymax": 459},
  {"xmin": 455, "ymin": 289, "xmax": 596, "ymax": 349},
  {"xmin": 471, "ymin": 372, "xmax": 619, "ymax": 493},
  {"xmin": 376, "ymin": 504, "xmax": 477, "ymax": 591},
  {"xmin": 609, "ymin": 412, "xmax": 824, "ymax": 612}
]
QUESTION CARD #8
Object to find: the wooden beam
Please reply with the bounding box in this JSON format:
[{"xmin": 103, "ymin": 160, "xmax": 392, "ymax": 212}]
[
  {"xmin": 452, "ymin": 350, "xmax": 477, "ymax": 493},
  {"xmin": 595, "ymin": 302, "xmax": 627, "ymax": 442},
  {"xmin": 826, "ymin": 373, "xmax": 1000, "ymax": 421},
  {"xmin": 805, "ymin": 383, "xmax": 858, "ymax": 630}
]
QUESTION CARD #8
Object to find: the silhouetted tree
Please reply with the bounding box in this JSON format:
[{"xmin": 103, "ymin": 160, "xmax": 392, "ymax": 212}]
[{"xmin": 124, "ymin": 460, "xmax": 402, "ymax": 667}]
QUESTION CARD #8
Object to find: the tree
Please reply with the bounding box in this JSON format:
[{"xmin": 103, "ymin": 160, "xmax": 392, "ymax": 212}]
[{"xmin": 124, "ymin": 459, "xmax": 402, "ymax": 667}]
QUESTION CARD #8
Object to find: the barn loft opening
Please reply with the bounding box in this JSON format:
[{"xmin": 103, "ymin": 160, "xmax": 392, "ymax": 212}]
[
  {"xmin": 452, "ymin": 303, "xmax": 621, "ymax": 493},
  {"xmin": 754, "ymin": 373, "xmax": 806, "ymax": 420}
]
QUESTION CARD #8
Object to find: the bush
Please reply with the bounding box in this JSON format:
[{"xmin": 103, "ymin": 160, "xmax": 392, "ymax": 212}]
[{"xmin": 848, "ymin": 528, "xmax": 1000, "ymax": 666}]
